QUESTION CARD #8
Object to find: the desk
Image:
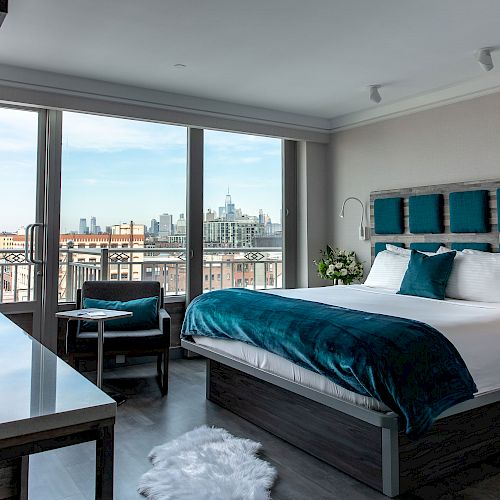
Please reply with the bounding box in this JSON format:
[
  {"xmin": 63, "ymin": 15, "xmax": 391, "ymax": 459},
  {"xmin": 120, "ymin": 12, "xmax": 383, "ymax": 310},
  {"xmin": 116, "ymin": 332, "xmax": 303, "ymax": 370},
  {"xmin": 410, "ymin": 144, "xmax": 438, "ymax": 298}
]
[{"xmin": 0, "ymin": 313, "xmax": 116, "ymax": 499}]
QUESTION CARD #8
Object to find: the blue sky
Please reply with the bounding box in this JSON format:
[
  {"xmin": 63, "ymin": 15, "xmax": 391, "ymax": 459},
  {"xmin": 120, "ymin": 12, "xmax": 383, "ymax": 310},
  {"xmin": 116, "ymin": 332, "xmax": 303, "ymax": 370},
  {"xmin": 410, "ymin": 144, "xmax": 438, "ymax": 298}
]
[
  {"xmin": 0, "ymin": 109, "xmax": 283, "ymax": 233},
  {"xmin": 0, "ymin": 107, "xmax": 38, "ymax": 232}
]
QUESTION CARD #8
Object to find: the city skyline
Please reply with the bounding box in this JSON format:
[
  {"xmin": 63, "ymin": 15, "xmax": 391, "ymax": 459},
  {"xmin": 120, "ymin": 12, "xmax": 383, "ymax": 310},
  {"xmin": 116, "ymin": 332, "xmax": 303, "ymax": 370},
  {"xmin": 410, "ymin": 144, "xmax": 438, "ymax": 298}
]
[
  {"xmin": 1, "ymin": 109, "xmax": 283, "ymax": 233},
  {"xmin": 69, "ymin": 189, "xmax": 280, "ymax": 235}
]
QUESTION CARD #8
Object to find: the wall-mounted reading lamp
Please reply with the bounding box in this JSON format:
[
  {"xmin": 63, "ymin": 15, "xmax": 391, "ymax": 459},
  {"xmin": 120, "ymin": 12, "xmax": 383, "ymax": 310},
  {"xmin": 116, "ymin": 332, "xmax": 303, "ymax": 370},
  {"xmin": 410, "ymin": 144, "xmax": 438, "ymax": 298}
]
[{"xmin": 339, "ymin": 197, "xmax": 367, "ymax": 241}]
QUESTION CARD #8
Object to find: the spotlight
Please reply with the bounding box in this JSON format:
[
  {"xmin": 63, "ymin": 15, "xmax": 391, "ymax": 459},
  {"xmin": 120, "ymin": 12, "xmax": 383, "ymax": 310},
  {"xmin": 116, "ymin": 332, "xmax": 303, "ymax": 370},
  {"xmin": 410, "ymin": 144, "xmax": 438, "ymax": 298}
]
[
  {"xmin": 477, "ymin": 48, "xmax": 494, "ymax": 72},
  {"xmin": 369, "ymin": 85, "xmax": 382, "ymax": 104},
  {"xmin": 0, "ymin": 1, "xmax": 7, "ymax": 30}
]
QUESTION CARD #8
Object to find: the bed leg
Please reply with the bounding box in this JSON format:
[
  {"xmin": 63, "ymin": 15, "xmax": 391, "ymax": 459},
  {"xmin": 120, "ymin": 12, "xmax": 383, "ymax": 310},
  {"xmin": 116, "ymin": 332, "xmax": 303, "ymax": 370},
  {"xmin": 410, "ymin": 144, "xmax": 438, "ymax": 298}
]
[{"xmin": 382, "ymin": 427, "xmax": 399, "ymax": 497}]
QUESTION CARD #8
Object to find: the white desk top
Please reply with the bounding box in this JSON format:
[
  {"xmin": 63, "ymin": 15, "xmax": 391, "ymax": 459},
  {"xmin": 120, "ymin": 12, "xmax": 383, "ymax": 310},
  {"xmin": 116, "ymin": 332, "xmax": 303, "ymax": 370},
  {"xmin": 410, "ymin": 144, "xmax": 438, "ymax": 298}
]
[{"xmin": 0, "ymin": 313, "xmax": 115, "ymax": 440}]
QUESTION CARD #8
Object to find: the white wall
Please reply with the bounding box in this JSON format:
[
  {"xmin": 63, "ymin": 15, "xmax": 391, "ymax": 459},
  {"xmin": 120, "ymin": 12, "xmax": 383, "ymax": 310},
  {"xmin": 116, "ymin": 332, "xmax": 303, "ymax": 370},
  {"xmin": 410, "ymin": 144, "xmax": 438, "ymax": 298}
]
[
  {"xmin": 297, "ymin": 141, "xmax": 329, "ymax": 287},
  {"xmin": 328, "ymin": 91, "xmax": 500, "ymax": 270}
]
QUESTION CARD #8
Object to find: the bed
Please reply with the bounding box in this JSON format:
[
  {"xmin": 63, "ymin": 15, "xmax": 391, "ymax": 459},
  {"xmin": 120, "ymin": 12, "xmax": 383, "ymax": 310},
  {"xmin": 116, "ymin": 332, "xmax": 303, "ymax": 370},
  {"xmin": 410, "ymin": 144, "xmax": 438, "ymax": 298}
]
[{"xmin": 181, "ymin": 179, "xmax": 500, "ymax": 497}]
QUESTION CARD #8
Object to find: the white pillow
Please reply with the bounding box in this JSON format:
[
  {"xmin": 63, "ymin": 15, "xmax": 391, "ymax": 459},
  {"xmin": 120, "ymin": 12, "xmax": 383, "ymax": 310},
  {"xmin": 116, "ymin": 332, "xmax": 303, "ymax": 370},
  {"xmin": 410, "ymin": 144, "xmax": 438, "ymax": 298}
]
[
  {"xmin": 462, "ymin": 248, "xmax": 489, "ymax": 255},
  {"xmin": 445, "ymin": 251, "xmax": 500, "ymax": 302},
  {"xmin": 386, "ymin": 244, "xmax": 439, "ymax": 257},
  {"xmin": 385, "ymin": 244, "xmax": 411, "ymax": 257},
  {"xmin": 364, "ymin": 250, "xmax": 410, "ymax": 290}
]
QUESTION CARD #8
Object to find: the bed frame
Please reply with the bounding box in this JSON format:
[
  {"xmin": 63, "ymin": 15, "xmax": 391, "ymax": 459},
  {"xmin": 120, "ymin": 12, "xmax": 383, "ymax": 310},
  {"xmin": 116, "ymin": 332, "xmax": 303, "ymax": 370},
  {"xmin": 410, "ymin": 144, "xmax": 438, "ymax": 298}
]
[
  {"xmin": 182, "ymin": 339, "xmax": 500, "ymax": 497},
  {"xmin": 182, "ymin": 179, "xmax": 500, "ymax": 496}
]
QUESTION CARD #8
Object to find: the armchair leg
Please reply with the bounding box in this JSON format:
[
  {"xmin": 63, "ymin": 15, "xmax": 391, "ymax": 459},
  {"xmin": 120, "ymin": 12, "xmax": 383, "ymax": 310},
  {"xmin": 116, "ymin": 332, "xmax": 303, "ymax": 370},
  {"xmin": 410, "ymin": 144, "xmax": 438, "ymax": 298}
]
[{"xmin": 157, "ymin": 351, "xmax": 169, "ymax": 396}]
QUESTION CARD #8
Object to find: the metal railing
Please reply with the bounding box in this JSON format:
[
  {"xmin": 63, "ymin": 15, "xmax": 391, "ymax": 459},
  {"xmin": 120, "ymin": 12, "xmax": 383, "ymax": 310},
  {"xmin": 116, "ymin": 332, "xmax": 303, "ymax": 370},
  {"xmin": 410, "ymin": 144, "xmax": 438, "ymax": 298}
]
[
  {"xmin": 0, "ymin": 249, "xmax": 36, "ymax": 303},
  {"xmin": 0, "ymin": 247, "xmax": 283, "ymax": 304}
]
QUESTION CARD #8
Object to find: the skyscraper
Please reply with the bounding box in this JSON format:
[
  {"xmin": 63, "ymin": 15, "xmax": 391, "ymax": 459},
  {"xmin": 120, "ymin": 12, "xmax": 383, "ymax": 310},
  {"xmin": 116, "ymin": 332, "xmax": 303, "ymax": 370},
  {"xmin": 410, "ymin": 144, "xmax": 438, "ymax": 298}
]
[
  {"xmin": 225, "ymin": 190, "xmax": 235, "ymax": 221},
  {"xmin": 149, "ymin": 218, "xmax": 160, "ymax": 235},
  {"xmin": 176, "ymin": 213, "xmax": 186, "ymax": 235},
  {"xmin": 159, "ymin": 214, "xmax": 173, "ymax": 238},
  {"xmin": 90, "ymin": 216, "xmax": 97, "ymax": 234},
  {"xmin": 79, "ymin": 218, "xmax": 88, "ymax": 234}
]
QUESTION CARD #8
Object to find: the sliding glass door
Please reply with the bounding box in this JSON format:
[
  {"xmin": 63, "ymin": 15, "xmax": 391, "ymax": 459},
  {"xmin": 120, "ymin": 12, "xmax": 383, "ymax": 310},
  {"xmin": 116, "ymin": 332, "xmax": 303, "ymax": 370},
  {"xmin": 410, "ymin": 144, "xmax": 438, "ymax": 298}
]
[{"xmin": 0, "ymin": 106, "xmax": 48, "ymax": 339}]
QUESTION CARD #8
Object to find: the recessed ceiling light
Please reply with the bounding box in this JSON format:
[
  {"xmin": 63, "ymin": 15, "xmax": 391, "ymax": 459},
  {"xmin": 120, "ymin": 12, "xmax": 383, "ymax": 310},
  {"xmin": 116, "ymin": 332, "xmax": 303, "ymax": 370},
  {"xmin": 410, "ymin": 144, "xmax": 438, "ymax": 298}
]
[{"xmin": 174, "ymin": 63, "xmax": 187, "ymax": 69}]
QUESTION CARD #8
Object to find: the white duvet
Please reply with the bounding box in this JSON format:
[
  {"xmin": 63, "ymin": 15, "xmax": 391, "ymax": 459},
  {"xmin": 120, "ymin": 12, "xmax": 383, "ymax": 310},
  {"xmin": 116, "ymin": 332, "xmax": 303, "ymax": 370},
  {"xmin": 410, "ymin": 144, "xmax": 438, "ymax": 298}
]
[{"xmin": 193, "ymin": 285, "xmax": 500, "ymax": 412}]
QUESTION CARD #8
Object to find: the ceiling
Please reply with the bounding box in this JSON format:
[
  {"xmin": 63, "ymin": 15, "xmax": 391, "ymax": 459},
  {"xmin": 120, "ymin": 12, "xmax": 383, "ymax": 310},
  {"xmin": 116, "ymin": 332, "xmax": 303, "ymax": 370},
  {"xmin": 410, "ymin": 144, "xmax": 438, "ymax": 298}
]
[{"xmin": 0, "ymin": 0, "xmax": 499, "ymax": 125}]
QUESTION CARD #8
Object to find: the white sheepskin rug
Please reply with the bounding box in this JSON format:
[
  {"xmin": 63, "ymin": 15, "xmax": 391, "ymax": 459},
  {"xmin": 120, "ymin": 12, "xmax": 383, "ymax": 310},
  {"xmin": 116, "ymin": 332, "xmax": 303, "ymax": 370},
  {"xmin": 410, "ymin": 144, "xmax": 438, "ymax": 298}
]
[{"xmin": 138, "ymin": 425, "xmax": 278, "ymax": 500}]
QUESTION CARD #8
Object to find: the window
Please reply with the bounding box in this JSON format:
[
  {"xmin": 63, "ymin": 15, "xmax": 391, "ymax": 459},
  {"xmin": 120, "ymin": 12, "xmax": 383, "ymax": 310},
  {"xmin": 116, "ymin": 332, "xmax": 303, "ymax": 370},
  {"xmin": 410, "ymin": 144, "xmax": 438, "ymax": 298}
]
[
  {"xmin": 0, "ymin": 107, "xmax": 38, "ymax": 304},
  {"xmin": 203, "ymin": 130, "xmax": 283, "ymax": 293},
  {"xmin": 58, "ymin": 112, "xmax": 187, "ymax": 302}
]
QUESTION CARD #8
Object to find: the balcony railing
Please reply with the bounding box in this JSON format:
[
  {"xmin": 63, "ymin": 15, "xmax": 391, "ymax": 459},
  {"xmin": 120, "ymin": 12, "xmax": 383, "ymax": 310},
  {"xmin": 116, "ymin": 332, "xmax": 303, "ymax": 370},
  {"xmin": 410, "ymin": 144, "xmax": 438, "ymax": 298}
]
[
  {"xmin": 0, "ymin": 247, "xmax": 283, "ymax": 304},
  {"xmin": 0, "ymin": 249, "xmax": 36, "ymax": 303}
]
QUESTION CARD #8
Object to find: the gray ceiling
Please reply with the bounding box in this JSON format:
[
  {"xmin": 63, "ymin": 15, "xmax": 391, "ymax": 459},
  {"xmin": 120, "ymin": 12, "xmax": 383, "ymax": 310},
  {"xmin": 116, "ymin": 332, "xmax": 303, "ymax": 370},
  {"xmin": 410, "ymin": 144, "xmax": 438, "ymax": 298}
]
[{"xmin": 0, "ymin": 0, "xmax": 499, "ymax": 121}]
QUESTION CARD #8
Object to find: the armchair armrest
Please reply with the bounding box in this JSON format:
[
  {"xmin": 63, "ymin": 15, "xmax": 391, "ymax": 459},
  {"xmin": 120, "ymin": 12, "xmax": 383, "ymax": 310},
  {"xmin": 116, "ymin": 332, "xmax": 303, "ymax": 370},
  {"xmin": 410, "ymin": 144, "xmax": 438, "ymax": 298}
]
[{"xmin": 159, "ymin": 308, "xmax": 171, "ymax": 347}]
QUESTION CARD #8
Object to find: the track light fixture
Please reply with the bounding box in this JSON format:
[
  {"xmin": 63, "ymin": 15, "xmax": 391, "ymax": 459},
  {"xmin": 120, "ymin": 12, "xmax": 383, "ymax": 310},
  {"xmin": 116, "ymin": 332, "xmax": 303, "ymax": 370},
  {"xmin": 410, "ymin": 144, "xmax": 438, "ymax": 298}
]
[
  {"xmin": 477, "ymin": 48, "xmax": 494, "ymax": 72},
  {"xmin": 369, "ymin": 85, "xmax": 382, "ymax": 104},
  {"xmin": 0, "ymin": 1, "xmax": 7, "ymax": 30}
]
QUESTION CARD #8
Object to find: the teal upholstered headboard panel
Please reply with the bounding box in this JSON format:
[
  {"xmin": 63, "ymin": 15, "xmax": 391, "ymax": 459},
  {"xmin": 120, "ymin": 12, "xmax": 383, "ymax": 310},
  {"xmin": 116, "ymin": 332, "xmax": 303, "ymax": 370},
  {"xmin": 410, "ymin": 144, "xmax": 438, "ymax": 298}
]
[{"xmin": 370, "ymin": 179, "xmax": 500, "ymax": 261}]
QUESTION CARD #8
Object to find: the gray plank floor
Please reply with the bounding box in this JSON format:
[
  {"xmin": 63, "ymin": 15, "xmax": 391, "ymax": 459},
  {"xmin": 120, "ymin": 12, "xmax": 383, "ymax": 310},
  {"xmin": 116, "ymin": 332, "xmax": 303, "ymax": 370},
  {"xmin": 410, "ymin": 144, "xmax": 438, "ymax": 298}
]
[{"xmin": 29, "ymin": 359, "xmax": 500, "ymax": 500}]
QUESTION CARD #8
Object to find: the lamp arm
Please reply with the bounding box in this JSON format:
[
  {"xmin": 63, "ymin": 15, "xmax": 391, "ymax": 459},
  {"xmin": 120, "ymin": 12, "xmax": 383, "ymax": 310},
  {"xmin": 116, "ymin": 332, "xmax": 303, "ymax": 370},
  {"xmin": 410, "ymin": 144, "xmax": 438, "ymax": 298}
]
[{"xmin": 340, "ymin": 197, "xmax": 366, "ymax": 240}]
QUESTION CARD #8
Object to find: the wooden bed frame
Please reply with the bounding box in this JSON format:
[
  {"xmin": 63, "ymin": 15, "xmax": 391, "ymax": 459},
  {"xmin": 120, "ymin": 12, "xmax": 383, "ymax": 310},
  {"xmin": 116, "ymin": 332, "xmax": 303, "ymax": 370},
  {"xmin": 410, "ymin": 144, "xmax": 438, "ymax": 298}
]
[
  {"xmin": 182, "ymin": 179, "xmax": 500, "ymax": 496},
  {"xmin": 182, "ymin": 338, "xmax": 500, "ymax": 497}
]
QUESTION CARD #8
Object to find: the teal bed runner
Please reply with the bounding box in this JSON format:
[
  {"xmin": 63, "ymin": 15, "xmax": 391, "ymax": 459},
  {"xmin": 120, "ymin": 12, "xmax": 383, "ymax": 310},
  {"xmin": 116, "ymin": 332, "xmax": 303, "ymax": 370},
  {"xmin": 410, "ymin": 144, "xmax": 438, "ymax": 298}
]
[{"xmin": 181, "ymin": 288, "xmax": 477, "ymax": 438}]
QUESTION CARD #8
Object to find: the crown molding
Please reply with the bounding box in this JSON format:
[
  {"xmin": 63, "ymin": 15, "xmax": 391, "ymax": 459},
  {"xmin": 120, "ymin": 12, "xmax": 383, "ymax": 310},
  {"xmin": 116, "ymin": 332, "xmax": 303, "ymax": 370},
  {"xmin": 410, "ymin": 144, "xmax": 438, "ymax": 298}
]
[
  {"xmin": 329, "ymin": 72, "xmax": 500, "ymax": 132},
  {"xmin": 2, "ymin": 63, "xmax": 500, "ymax": 140},
  {"xmin": 0, "ymin": 64, "xmax": 331, "ymax": 141}
]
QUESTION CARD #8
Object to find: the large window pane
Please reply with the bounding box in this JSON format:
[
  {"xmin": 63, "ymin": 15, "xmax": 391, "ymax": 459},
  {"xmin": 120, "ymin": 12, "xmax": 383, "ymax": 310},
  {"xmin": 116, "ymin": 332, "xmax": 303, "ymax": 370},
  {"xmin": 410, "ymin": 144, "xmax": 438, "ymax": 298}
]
[
  {"xmin": 203, "ymin": 130, "xmax": 283, "ymax": 291},
  {"xmin": 0, "ymin": 107, "xmax": 39, "ymax": 303},
  {"xmin": 59, "ymin": 112, "xmax": 187, "ymax": 302}
]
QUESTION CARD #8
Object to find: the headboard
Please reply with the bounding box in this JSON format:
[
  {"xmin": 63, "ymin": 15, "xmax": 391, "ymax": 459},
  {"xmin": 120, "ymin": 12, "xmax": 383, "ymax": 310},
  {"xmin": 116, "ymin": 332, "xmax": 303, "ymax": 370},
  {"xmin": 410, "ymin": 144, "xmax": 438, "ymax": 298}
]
[{"xmin": 370, "ymin": 179, "xmax": 500, "ymax": 261}]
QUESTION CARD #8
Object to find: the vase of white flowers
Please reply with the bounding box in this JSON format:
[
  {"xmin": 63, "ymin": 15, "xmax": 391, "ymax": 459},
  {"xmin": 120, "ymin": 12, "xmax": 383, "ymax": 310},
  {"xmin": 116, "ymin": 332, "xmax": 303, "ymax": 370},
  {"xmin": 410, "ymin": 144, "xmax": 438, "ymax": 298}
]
[{"xmin": 314, "ymin": 245, "xmax": 364, "ymax": 285}]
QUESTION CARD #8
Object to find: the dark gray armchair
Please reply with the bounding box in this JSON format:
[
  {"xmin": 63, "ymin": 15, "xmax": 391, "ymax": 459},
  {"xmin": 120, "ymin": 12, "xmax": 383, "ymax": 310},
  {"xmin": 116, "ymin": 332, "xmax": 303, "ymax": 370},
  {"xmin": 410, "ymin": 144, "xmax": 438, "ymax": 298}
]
[{"xmin": 66, "ymin": 280, "xmax": 170, "ymax": 395}]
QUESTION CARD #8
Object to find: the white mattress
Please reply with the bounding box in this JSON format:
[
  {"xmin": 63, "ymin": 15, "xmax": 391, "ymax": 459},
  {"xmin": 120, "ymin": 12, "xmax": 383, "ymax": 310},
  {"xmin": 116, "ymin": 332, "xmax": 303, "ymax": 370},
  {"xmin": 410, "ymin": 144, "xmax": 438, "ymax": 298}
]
[{"xmin": 193, "ymin": 285, "xmax": 500, "ymax": 412}]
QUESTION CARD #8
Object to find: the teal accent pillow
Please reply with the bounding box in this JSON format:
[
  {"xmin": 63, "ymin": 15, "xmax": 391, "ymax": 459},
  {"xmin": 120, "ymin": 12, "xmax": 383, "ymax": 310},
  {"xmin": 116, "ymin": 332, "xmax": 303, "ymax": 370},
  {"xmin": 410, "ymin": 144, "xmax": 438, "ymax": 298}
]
[
  {"xmin": 409, "ymin": 242, "xmax": 442, "ymax": 252},
  {"xmin": 409, "ymin": 194, "xmax": 444, "ymax": 234},
  {"xmin": 398, "ymin": 250, "xmax": 456, "ymax": 300},
  {"xmin": 451, "ymin": 242, "xmax": 491, "ymax": 252},
  {"xmin": 81, "ymin": 296, "xmax": 158, "ymax": 331},
  {"xmin": 449, "ymin": 190, "xmax": 489, "ymax": 233},
  {"xmin": 374, "ymin": 197, "xmax": 404, "ymax": 234}
]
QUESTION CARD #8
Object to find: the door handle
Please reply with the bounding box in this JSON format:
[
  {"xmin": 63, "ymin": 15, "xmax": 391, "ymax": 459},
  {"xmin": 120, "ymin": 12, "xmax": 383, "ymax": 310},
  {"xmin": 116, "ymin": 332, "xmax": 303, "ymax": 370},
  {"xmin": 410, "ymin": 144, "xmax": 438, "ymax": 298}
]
[
  {"xmin": 25, "ymin": 224, "xmax": 34, "ymax": 263},
  {"xmin": 26, "ymin": 223, "xmax": 44, "ymax": 265}
]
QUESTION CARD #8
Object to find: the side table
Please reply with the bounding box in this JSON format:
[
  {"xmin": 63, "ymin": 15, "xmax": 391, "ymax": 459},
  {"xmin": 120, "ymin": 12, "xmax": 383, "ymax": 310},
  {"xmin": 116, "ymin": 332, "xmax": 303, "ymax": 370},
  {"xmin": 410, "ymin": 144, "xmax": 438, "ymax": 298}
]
[{"xmin": 56, "ymin": 308, "xmax": 132, "ymax": 391}]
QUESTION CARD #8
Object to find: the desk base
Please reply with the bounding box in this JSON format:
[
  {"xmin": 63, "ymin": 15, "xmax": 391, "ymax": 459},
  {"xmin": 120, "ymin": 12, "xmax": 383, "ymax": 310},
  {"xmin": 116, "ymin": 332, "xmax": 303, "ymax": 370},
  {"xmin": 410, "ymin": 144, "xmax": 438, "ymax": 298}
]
[{"xmin": 0, "ymin": 418, "xmax": 114, "ymax": 500}]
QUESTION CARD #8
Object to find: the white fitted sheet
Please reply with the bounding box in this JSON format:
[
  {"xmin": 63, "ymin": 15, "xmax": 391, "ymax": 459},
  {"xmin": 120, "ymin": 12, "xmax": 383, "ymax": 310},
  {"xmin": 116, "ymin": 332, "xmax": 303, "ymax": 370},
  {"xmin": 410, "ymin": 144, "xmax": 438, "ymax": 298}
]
[{"xmin": 193, "ymin": 285, "xmax": 500, "ymax": 412}]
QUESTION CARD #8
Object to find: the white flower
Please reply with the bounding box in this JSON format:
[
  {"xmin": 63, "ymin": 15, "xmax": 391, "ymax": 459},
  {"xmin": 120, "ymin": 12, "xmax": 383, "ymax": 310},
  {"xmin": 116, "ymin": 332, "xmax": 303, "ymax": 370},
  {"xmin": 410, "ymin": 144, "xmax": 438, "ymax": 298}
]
[
  {"xmin": 328, "ymin": 264, "xmax": 335, "ymax": 272},
  {"xmin": 335, "ymin": 262, "xmax": 343, "ymax": 269},
  {"xmin": 340, "ymin": 268, "xmax": 348, "ymax": 276}
]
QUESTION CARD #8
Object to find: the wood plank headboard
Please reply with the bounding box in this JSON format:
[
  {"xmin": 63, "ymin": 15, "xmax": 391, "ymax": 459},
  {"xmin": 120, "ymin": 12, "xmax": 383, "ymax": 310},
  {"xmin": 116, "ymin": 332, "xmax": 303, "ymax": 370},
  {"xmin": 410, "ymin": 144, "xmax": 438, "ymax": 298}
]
[{"xmin": 370, "ymin": 178, "xmax": 500, "ymax": 260}]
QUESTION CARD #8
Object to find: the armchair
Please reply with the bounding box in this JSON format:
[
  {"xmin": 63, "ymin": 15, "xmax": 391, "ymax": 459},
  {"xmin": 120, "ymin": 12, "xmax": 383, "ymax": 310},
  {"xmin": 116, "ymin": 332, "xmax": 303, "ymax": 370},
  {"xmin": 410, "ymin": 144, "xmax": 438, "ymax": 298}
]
[{"xmin": 66, "ymin": 280, "xmax": 170, "ymax": 395}]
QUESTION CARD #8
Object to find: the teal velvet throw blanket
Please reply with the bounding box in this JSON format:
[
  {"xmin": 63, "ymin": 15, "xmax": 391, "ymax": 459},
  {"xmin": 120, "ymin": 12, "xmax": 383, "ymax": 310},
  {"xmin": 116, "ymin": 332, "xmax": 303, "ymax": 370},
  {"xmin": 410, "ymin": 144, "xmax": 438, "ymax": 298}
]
[{"xmin": 182, "ymin": 289, "xmax": 477, "ymax": 438}]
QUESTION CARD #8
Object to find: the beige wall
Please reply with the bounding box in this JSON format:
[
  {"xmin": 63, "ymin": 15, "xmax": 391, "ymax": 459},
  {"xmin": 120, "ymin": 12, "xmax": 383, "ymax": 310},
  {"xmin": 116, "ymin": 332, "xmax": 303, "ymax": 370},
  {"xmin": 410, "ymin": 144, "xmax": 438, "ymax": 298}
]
[
  {"xmin": 297, "ymin": 141, "xmax": 329, "ymax": 287},
  {"xmin": 328, "ymin": 91, "xmax": 500, "ymax": 271}
]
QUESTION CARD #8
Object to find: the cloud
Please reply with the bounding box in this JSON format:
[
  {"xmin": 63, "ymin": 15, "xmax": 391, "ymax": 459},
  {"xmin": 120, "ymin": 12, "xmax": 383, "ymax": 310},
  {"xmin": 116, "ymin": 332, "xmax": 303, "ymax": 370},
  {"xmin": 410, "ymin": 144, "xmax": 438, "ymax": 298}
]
[
  {"xmin": 205, "ymin": 130, "xmax": 281, "ymax": 155},
  {"xmin": 0, "ymin": 108, "xmax": 38, "ymax": 153},
  {"xmin": 63, "ymin": 112, "xmax": 187, "ymax": 152}
]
